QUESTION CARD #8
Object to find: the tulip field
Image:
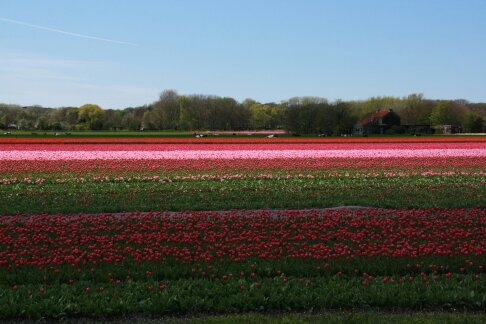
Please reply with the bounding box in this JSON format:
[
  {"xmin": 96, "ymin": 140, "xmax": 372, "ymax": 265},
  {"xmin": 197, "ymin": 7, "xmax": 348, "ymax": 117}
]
[{"xmin": 0, "ymin": 136, "xmax": 485, "ymax": 319}]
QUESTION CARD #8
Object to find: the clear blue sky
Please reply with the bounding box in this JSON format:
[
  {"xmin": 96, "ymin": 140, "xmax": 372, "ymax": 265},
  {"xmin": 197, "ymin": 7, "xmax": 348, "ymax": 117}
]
[{"xmin": 1, "ymin": 0, "xmax": 485, "ymax": 108}]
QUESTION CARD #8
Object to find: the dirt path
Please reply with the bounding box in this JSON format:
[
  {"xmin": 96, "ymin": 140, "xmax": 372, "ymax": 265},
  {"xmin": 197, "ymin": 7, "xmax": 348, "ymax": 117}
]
[{"xmin": 2, "ymin": 206, "xmax": 390, "ymax": 223}]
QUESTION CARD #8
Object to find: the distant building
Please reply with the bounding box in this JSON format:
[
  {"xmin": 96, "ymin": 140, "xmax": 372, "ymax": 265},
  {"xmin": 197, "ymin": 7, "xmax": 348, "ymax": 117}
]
[
  {"xmin": 354, "ymin": 109, "xmax": 401, "ymax": 135},
  {"xmin": 7, "ymin": 123, "xmax": 20, "ymax": 130},
  {"xmin": 436, "ymin": 124, "xmax": 461, "ymax": 134},
  {"xmin": 400, "ymin": 124, "xmax": 434, "ymax": 135}
]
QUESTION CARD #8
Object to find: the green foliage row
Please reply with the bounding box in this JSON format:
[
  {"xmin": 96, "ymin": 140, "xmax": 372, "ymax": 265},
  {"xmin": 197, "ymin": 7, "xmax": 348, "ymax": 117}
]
[
  {"xmin": 2, "ymin": 173, "xmax": 484, "ymax": 215},
  {"xmin": 1, "ymin": 258, "xmax": 485, "ymax": 319},
  {"xmin": 2, "ymin": 257, "xmax": 482, "ymax": 286},
  {"xmin": 194, "ymin": 312, "xmax": 486, "ymax": 324}
]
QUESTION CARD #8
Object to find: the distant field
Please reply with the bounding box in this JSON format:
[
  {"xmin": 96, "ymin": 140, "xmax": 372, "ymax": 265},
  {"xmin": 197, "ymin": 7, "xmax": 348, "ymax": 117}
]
[{"xmin": 0, "ymin": 136, "xmax": 485, "ymax": 321}]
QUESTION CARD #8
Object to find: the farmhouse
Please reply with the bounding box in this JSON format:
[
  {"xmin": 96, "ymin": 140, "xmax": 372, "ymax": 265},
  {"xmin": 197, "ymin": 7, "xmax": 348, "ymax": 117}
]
[{"xmin": 354, "ymin": 109, "xmax": 401, "ymax": 135}]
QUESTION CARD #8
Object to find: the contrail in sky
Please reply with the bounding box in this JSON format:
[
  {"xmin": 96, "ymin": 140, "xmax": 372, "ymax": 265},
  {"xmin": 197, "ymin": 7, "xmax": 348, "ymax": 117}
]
[{"xmin": 0, "ymin": 17, "xmax": 138, "ymax": 46}]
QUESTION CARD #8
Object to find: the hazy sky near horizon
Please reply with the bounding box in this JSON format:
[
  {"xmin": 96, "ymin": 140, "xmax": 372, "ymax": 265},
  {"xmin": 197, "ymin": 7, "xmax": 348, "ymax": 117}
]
[{"xmin": 1, "ymin": 0, "xmax": 485, "ymax": 109}]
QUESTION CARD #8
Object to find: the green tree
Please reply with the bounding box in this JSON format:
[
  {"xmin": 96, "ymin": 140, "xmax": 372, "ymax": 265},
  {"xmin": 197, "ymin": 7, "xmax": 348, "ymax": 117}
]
[
  {"xmin": 102, "ymin": 109, "xmax": 124, "ymax": 131},
  {"xmin": 297, "ymin": 104, "xmax": 318, "ymax": 134},
  {"xmin": 358, "ymin": 96, "xmax": 402, "ymax": 120},
  {"xmin": 53, "ymin": 107, "xmax": 78, "ymax": 130},
  {"xmin": 152, "ymin": 90, "xmax": 179, "ymax": 130},
  {"xmin": 249, "ymin": 103, "xmax": 285, "ymax": 130},
  {"xmin": 331, "ymin": 101, "xmax": 357, "ymax": 135},
  {"xmin": 463, "ymin": 112, "xmax": 484, "ymax": 133},
  {"xmin": 315, "ymin": 102, "xmax": 334, "ymax": 135},
  {"xmin": 141, "ymin": 110, "xmax": 155, "ymax": 130},
  {"xmin": 178, "ymin": 96, "xmax": 193, "ymax": 130},
  {"xmin": 402, "ymin": 93, "xmax": 424, "ymax": 124},
  {"xmin": 78, "ymin": 104, "xmax": 104, "ymax": 130},
  {"xmin": 36, "ymin": 116, "xmax": 50, "ymax": 130},
  {"xmin": 430, "ymin": 101, "xmax": 460, "ymax": 126},
  {"xmin": 249, "ymin": 103, "xmax": 271, "ymax": 129},
  {"xmin": 0, "ymin": 104, "xmax": 20, "ymax": 129},
  {"xmin": 120, "ymin": 107, "xmax": 145, "ymax": 130}
]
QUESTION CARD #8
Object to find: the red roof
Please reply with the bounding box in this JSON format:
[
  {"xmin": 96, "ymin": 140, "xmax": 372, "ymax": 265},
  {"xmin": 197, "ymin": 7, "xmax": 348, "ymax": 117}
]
[
  {"xmin": 359, "ymin": 110, "xmax": 393, "ymax": 126},
  {"xmin": 374, "ymin": 110, "xmax": 391, "ymax": 119}
]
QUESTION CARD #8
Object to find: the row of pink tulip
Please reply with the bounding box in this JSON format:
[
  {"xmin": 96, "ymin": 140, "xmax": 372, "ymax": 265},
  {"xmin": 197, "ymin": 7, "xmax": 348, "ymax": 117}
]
[
  {"xmin": 2, "ymin": 148, "xmax": 486, "ymax": 160},
  {"xmin": 1, "ymin": 143, "xmax": 485, "ymax": 151}
]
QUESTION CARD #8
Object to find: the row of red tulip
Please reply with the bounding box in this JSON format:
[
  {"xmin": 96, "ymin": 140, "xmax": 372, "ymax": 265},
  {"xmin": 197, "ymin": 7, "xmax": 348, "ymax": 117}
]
[
  {"xmin": 2, "ymin": 156, "xmax": 485, "ymax": 174},
  {"xmin": 1, "ymin": 208, "xmax": 484, "ymax": 269}
]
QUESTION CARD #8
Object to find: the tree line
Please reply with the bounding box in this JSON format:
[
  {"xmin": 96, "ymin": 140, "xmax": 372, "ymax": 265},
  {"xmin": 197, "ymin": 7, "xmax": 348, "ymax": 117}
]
[{"xmin": 1, "ymin": 90, "xmax": 485, "ymax": 134}]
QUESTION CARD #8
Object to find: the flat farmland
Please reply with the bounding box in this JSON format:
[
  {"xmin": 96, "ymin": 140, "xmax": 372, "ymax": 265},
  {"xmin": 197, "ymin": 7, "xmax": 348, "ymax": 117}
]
[{"xmin": 0, "ymin": 136, "xmax": 485, "ymax": 320}]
